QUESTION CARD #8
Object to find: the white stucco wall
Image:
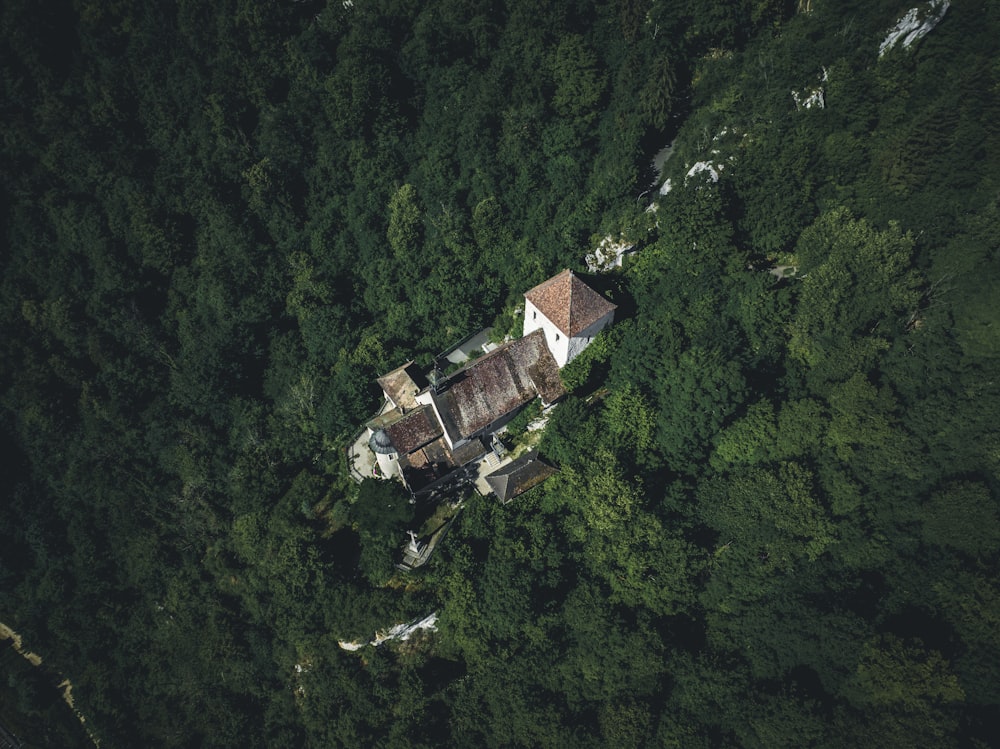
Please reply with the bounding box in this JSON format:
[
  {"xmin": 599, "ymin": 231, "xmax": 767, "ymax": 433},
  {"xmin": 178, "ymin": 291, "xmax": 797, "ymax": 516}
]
[
  {"xmin": 523, "ymin": 299, "xmax": 613, "ymax": 368},
  {"xmin": 523, "ymin": 299, "xmax": 570, "ymax": 367},
  {"xmin": 564, "ymin": 312, "xmax": 614, "ymax": 365},
  {"xmin": 367, "ymin": 427, "xmax": 400, "ymax": 478},
  {"xmin": 375, "ymin": 450, "xmax": 399, "ymax": 479}
]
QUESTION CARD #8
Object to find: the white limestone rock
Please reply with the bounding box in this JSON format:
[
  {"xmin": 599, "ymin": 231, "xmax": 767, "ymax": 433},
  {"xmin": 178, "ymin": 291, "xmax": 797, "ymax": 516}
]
[
  {"xmin": 793, "ymin": 67, "xmax": 828, "ymax": 110},
  {"xmin": 792, "ymin": 87, "xmax": 825, "ymax": 109},
  {"xmin": 879, "ymin": 0, "xmax": 950, "ymax": 57},
  {"xmin": 339, "ymin": 612, "xmax": 439, "ymax": 651},
  {"xmin": 686, "ymin": 161, "xmax": 722, "ymax": 183},
  {"xmin": 586, "ymin": 235, "xmax": 636, "ymax": 273}
]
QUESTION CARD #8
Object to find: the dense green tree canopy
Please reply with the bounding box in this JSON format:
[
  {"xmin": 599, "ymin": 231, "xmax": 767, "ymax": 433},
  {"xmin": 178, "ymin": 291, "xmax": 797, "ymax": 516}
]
[{"xmin": 1, "ymin": 0, "xmax": 998, "ymax": 746}]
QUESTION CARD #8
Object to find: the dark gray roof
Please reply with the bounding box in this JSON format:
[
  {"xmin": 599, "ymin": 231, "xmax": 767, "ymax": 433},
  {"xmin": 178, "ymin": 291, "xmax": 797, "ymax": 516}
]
[
  {"xmin": 485, "ymin": 450, "xmax": 557, "ymax": 503},
  {"xmin": 369, "ymin": 428, "xmax": 395, "ymax": 455}
]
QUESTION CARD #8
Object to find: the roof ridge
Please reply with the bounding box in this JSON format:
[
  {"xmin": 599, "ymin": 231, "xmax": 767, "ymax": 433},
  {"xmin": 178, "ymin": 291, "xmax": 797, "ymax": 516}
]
[{"xmin": 567, "ymin": 272, "xmax": 582, "ymax": 333}]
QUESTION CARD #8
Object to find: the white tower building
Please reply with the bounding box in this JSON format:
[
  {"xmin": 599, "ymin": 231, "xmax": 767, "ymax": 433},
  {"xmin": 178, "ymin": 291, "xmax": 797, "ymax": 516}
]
[{"xmin": 523, "ymin": 269, "xmax": 616, "ymax": 368}]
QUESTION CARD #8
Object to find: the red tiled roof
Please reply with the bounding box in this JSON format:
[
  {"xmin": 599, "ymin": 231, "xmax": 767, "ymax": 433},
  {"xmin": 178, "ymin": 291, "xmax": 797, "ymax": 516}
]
[
  {"xmin": 384, "ymin": 406, "xmax": 442, "ymax": 455},
  {"xmin": 523, "ymin": 269, "xmax": 617, "ymax": 337}
]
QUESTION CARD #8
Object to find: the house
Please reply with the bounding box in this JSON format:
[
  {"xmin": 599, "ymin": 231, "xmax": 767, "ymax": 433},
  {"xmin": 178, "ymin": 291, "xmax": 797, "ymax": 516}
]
[
  {"xmin": 358, "ymin": 269, "xmax": 614, "ymax": 495},
  {"xmin": 523, "ymin": 269, "xmax": 617, "ymax": 368},
  {"xmin": 485, "ymin": 449, "xmax": 557, "ymax": 504},
  {"xmin": 366, "ymin": 331, "xmax": 562, "ymax": 493}
]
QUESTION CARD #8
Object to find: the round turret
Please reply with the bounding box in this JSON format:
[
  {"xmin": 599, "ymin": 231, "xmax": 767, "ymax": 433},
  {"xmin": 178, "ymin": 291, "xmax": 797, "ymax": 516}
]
[{"xmin": 368, "ymin": 429, "xmax": 396, "ymax": 455}]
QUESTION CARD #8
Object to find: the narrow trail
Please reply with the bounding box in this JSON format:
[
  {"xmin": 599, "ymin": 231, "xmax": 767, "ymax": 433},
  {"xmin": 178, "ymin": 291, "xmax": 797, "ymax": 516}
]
[{"xmin": 1, "ymin": 621, "xmax": 101, "ymax": 747}]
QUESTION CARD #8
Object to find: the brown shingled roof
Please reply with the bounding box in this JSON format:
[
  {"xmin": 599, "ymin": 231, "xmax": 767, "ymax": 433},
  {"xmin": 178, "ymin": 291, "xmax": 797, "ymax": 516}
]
[
  {"xmin": 527, "ymin": 357, "xmax": 564, "ymax": 406},
  {"xmin": 435, "ymin": 330, "xmax": 564, "ymax": 442},
  {"xmin": 398, "ymin": 436, "xmax": 487, "ymax": 493},
  {"xmin": 384, "ymin": 405, "xmax": 442, "ymax": 455},
  {"xmin": 523, "ymin": 269, "xmax": 617, "ymax": 337}
]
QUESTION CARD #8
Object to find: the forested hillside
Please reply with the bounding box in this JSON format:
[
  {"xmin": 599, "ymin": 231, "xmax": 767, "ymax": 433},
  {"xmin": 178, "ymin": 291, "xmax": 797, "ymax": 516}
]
[{"xmin": 1, "ymin": 0, "xmax": 998, "ymax": 746}]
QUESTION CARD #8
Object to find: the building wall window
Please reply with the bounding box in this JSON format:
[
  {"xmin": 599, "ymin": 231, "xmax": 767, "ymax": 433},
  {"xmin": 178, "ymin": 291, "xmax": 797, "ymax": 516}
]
[
  {"xmin": 532, "ymin": 311, "xmax": 537, "ymax": 320},
  {"xmin": 555, "ymin": 333, "xmax": 560, "ymax": 341}
]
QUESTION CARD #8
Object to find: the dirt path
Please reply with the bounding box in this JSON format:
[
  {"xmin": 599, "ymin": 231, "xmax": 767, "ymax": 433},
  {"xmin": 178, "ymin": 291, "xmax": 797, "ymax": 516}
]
[{"xmin": 1, "ymin": 621, "xmax": 100, "ymax": 746}]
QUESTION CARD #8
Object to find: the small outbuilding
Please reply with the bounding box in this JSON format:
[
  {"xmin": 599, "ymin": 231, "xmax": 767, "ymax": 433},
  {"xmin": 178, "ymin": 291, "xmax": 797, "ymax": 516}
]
[{"xmin": 485, "ymin": 449, "xmax": 557, "ymax": 504}]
